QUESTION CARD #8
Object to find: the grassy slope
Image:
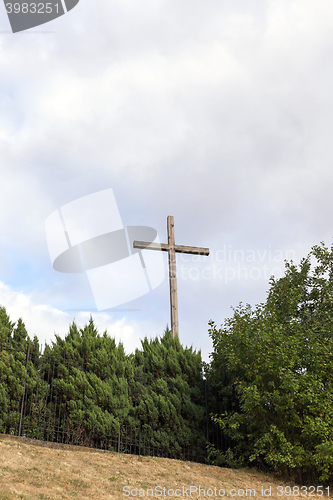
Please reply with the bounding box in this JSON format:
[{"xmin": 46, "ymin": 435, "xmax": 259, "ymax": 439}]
[{"xmin": 0, "ymin": 435, "xmax": 320, "ymax": 499}]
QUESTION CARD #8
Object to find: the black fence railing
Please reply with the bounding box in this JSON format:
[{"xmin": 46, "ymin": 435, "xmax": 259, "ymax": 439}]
[{"xmin": 0, "ymin": 342, "xmax": 229, "ymax": 463}]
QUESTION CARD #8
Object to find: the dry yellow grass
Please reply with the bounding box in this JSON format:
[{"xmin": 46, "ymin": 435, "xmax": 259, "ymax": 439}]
[{"xmin": 0, "ymin": 435, "xmax": 329, "ymax": 499}]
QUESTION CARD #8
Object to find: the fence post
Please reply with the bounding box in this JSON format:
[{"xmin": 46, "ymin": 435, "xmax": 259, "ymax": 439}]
[
  {"xmin": 118, "ymin": 426, "xmax": 121, "ymax": 453},
  {"xmin": 18, "ymin": 341, "xmax": 30, "ymax": 437},
  {"xmin": 205, "ymin": 379, "xmax": 209, "ymax": 443}
]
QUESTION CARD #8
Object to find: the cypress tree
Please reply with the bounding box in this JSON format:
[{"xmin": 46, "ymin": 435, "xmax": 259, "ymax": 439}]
[
  {"xmin": 46, "ymin": 317, "xmax": 132, "ymax": 446},
  {"xmin": 130, "ymin": 328, "xmax": 206, "ymax": 460},
  {"xmin": 0, "ymin": 307, "xmax": 38, "ymax": 435}
]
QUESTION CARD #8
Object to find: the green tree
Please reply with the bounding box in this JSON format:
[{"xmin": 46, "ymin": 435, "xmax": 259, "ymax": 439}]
[
  {"xmin": 131, "ymin": 328, "xmax": 206, "ymax": 460},
  {"xmin": 207, "ymin": 242, "xmax": 333, "ymax": 483},
  {"xmin": 0, "ymin": 307, "xmax": 40, "ymax": 435},
  {"xmin": 46, "ymin": 317, "xmax": 132, "ymax": 446}
]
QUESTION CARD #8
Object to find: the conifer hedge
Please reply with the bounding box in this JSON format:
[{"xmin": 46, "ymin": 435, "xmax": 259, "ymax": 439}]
[{"xmin": 0, "ymin": 308, "xmax": 206, "ymax": 461}]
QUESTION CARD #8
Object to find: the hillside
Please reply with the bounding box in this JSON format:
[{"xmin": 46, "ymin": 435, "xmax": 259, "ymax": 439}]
[{"xmin": 0, "ymin": 435, "xmax": 317, "ymax": 500}]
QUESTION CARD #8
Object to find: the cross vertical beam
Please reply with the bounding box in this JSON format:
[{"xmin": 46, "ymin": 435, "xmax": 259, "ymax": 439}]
[{"xmin": 167, "ymin": 216, "xmax": 179, "ymax": 338}]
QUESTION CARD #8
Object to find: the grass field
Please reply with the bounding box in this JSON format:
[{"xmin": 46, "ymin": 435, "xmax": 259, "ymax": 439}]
[{"xmin": 0, "ymin": 435, "xmax": 327, "ymax": 499}]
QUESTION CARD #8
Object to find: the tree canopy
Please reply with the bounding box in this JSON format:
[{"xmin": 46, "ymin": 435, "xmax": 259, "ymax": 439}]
[
  {"xmin": 207, "ymin": 242, "xmax": 333, "ymax": 483},
  {"xmin": 0, "ymin": 310, "xmax": 206, "ymax": 460}
]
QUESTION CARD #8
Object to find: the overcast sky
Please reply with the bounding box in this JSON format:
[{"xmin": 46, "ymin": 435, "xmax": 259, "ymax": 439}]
[{"xmin": 0, "ymin": 0, "xmax": 333, "ymax": 362}]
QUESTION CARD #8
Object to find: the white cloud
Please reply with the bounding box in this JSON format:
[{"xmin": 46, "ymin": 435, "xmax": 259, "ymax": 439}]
[{"xmin": 0, "ymin": 281, "xmax": 148, "ymax": 355}]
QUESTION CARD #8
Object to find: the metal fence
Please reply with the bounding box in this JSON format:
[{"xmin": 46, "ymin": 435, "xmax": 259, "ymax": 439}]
[{"xmin": 0, "ymin": 342, "xmax": 228, "ymax": 463}]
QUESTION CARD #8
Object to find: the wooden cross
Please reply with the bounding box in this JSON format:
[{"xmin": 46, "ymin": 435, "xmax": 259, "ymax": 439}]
[{"xmin": 133, "ymin": 216, "xmax": 210, "ymax": 339}]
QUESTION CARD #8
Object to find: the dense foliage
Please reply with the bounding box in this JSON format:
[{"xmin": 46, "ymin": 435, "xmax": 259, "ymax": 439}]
[
  {"xmin": 206, "ymin": 242, "xmax": 333, "ymax": 483},
  {"xmin": 131, "ymin": 332, "xmax": 205, "ymax": 458},
  {"xmin": 0, "ymin": 310, "xmax": 205, "ymax": 460},
  {"xmin": 0, "ymin": 308, "xmax": 40, "ymax": 434}
]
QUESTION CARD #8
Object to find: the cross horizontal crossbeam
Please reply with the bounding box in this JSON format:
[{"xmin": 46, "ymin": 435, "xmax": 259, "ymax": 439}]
[{"xmin": 133, "ymin": 241, "xmax": 209, "ymax": 256}]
